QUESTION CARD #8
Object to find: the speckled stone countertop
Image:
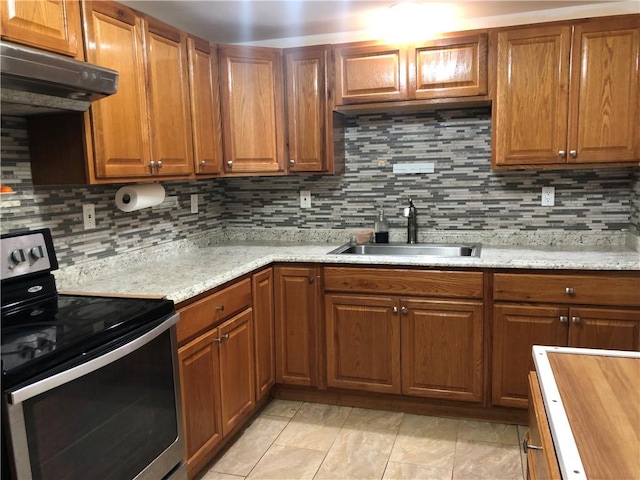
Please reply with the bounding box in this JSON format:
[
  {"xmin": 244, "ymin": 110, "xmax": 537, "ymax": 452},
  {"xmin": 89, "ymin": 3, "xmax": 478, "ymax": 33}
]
[{"xmin": 55, "ymin": 238, "xmax": 640, "ymax": 306}]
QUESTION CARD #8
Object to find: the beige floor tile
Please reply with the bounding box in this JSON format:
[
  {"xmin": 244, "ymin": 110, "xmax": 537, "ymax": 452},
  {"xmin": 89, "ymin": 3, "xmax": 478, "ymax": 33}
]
[
  {"xmin": 382, "ymin": 461, "xmax": 452, "ymax": 480},
  {"xmin": 261, "ymin": 399, "xmax": 303, "ymax": 419},
  {"xmin": 315, "ymin": 428, "xmax": 396, "ymax": 480},
  {"xmin": 453, "ymin": 439, "xmax": 523, "ymax": 480},
  {"xmin": 198, "ymin": 471, "xmax": 246, "ymax": 480},
  {"xmin": 274, "ymin": 402, "xmax": 352, "ymax": 451},
  {"xmin": 210, "ymin": 416, "xmax": 290, "ymax": 476},
  {"xmin": 389, "ymin": 415, "xmax": 459, "ymax": 470},
  {"xmin": 246, "ymin": 444, "xmax": 325, "ymax": 480},
  {"xmin": 457, "ymin": 420, "xmax": 519, "ymax": 446},
  {"xmin": 344, "ymin": 407, "xmax": 404, "ymax": 432}
]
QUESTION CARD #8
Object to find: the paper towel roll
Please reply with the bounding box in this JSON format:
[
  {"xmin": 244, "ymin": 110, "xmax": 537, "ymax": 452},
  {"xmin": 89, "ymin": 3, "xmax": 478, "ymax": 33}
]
[{"xmin": 115, "ymin": 183, "xmax": 165, "ymax": 212}]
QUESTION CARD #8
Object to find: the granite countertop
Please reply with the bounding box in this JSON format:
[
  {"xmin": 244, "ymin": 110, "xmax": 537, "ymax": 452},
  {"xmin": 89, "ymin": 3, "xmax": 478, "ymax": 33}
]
[{"xmin": 55, "ymin": 240, "xmax": 640, "ymax": 306}]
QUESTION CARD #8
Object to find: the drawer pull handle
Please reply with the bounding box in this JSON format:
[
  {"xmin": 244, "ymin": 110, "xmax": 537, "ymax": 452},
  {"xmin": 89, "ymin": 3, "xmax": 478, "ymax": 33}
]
[
  {"xmin": 214, "ymin": 333, "xmax": 230, "ymax": 343},
  {"xmin": 308, "ymin": 275, "xmax": 315, "ymax": 284},
  {"xmin": 565, "ymin": 287, "xmax": 574, "ymax": 295},
  {"xmin": 569, "ymin": 150, "xmax": 577, "ymax": 158},
  {"xmin": 522, "ymin": 438, "xmax": 543, "ymax": 453},
  {"xmin": 572, "ymin": 316, "xmax": 581, "ymax": 324},
  {"xmin": 392, "ymin": 306, "xmax": 398, "ymax": 314},
  {"xmin": 558, "ymin": 150, "xmax": 566, "ymax": 158},
  {"xmin": 559, "ymin": 315, "xmax": 568, "ymax": 323},
  {"xmin": 401, "ymin": 306, "xmax": 408, "ymax": 315},
  {"xmin": 289, "ymin": 159, "xmax": 295, "ymax": 165},
  {"xmin": 227, "ymin": 160, "xmax": 233, "ymax": 168},
  {"xmin": 216, "ymin": 305, "xmax": 225, "ymax": 312}
]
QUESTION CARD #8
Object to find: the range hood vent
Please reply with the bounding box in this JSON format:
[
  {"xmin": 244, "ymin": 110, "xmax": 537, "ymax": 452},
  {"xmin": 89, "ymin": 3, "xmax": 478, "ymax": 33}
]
[{"xmin": 1, "ymin": 41, "xmax": 118, "ymax": 116}]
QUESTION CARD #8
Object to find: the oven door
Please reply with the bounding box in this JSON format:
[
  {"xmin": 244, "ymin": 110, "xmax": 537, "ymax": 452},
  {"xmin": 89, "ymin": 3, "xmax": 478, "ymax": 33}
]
[{"xmin": 3, "ymin": 313, "xmax": 185, "ymax": 480}]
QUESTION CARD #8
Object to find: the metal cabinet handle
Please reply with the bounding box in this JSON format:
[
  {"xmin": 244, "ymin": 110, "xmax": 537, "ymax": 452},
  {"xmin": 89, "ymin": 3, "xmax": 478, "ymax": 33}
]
[
  {"xmin": 569, "ymin": 150, "xmax": 577, "ymax": 158},
  {"xmin": 401, "ymin": 306, "xmax": 408, "ymax": 315},
  {"xmin": 522, "ymin": 438, "xmax": 543, "ymax": 453},
  {"xmin": 392, "ymin": 306, "xmax": 398, "ymax": 314},
  {"xmin": 559, "ymin": 150, "xmax": 566, "ymax": 158},
  {"xmin": 200, "ymin": 160, "xmax": 206, "ymax": 169},
  {"xmin": 572, "ymin": 316, "xmax": 581, "ymax": 324},
  {"xmin": 157, "ymin": 160, "xmax": 162, "ymax": 170},
  {"xmin": 216, "ymin": 305, "xmax": 224, "ymax": 312},
  {"xmin": 289, "ymin": 159, "xmax": 295, "ymax": 165},
  {"xmin": 227, "ymin": 160, "xmax": 233, "ymax": 168},
  {"xmin": 559, "ymin": 315, "xmax": 568, "ymax": 323},
  {"xmin": 308, "ymin": 275, "xmax": 314, "ymax": 284},
  {"xmin": 565, "ymin": 287, "xmax": 574, "ymax": 295},
  {"xmin": 149, "ymin": 160, "xmax": 156, "ymax": 172},
  {"xmin": 214, "ymin": 333, "xmax": 230, "ymax": 343}
]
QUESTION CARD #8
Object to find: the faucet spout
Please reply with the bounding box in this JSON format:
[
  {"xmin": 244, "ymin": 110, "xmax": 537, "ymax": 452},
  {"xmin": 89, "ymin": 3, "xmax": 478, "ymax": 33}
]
[{"xmin": 403, "ymin": 198, "xmax": 418, "ymax": 244}]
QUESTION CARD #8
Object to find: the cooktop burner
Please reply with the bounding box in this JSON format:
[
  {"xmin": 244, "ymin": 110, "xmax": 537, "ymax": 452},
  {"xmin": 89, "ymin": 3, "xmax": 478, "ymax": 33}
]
[{"xmin": 1, "ymin": 293, "xmax": 174, "ymax": 389}]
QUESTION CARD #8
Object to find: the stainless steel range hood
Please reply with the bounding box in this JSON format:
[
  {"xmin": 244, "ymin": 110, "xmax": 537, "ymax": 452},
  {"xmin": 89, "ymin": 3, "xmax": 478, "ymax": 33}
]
[{"xmin": 1, "ymin": 41, "xmax": 118, "ymax": 116}]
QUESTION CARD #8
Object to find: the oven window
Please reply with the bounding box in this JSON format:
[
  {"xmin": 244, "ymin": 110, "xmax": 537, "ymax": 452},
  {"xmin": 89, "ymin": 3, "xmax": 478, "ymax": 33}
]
[{"xmin": 22, "ymin": 330, "xmax": 178, "ymax": 480}]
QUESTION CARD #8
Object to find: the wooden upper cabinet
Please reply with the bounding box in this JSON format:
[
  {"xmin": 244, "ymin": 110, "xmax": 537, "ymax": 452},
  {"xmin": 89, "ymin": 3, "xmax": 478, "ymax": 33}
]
[
  {"xmin": 0, "ymin": 0, "xmax": 82, "ymax": 57},
  {"xmin": 83, "ymin": 1, "xmax": 152, "ymax": 178},
  {"xmin": 334, "ymin": 42, "xmax": 408, "ymax": 104},
  {"xmin": 410, "ymin": 33, "xmax": 488, "ymax": 100},
  {"xmin": 568, "ymin": 16, "xmax": 640, "ymax": 164},
  {"xmin": 144, "ymin": 18, "xmax": 193, "ymax": 176},
  {"xmin": 219, "ymin": 45, "xmax": 286, "ymax": 174},
  {"xmin": 494, "ymin": 15, "xmax": 640, "ymax": 169},
  {"xmin": 188, "ymin": 37, "xmax": 223, "ymax": 176}
]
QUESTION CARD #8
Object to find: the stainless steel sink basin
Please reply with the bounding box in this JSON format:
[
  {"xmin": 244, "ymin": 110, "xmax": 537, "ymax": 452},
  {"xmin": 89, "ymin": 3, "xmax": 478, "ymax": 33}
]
[{"xmin": 328, "ymin": 243, "xmax": 481, "ymax": 257}]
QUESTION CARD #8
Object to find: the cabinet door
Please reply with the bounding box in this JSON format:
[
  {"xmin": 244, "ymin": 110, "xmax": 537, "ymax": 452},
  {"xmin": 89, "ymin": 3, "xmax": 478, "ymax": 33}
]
[
  {"xmin": 0, "ymin": 0, "xmax": 81, "ymax": 56},
  {"xmin": 218, "ymin": 308, "xmax": 255, "ymax": 436},
  {"xmin": 568, "ymin": 307, "xmax": 640, "ymax": 351},
  {"xmin": 145, "ymin": 18, "xmax": 193, "ymax": 176},
  {"xmin": 178, "ymin": 329, "xmax": 223, "ymax": 475},
  {"xmin": 568, "ymin": 16, "xmax": 640, "ymax": 163},
  {"xmin": 492, "ymin": 304, "xmax": 567, "ymax": 408},
  {"xmin": 285, "ymin": 45, "xmax": 329, "ymax": 172},
  {"xmin": 334, "ymin": 43, "xmax": 408, "ymax": 104},
  {"xmin": 527, "ymin": 372, "xmax": 562, "ymax": 479},
  {"xmin": 188, "ymin": 37, "xmax": 223, "ymax": 176},
  {"xmin": 494, "ymin": 25, "xmax": 572, "ymax": 166},
  {"xmin": 252, "ymin": 268, "xmax": 275, "ymax": 402},
  {"xmin": 274, "ymin": 266, "xmax": 320, "ymax": 387},
  {"xmin": 401, "ymin": 299, "xmax": 483, "ymax": 402},
  {"xmin": 219, "ymin": 45, "xmax": 285, "ymax": 174},
  {"xmin": 410, "ymin": 33, "xmax": 488, "ymax": 100},
  {"xmin": 83, "ymin": 1, "xmax": 152, "ymax": 178},
  {"xmin": 325, "ymin": 294, "xmax": 401, "ymax": 394}
]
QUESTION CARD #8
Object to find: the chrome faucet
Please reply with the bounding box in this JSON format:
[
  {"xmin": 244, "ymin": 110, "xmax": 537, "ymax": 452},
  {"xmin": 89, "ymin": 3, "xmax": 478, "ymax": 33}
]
[{"xmin": 403, "ymin": 198, "xmax": 418, "ymax": 244}]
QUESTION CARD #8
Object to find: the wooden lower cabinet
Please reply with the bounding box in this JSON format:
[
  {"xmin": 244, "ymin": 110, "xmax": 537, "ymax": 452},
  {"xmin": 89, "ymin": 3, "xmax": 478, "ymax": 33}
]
[
  {"xmin": 178, "ymin": 305, "xmax": 255, "ymax": 477},
  {"xmin": 325, "ymin": 294, "xmax": 401, "ymax": 394},
  {"xmin": 527, "ymin": 372, "xmax": 561, "ymax": 479},
  {"xmin": 274, "ymin": 265, "xmax": 321, "ymax": 387},
  {"xmin": 252, "ymin": 268, "xmax": 275, "ymax": 401},
  {"xmin": 401, "ymin": 299, "xmax": 483, "ymax": 402},
  {"xmin": 492, "ymin": 271, "xmax": 640, "ymax": 408}
]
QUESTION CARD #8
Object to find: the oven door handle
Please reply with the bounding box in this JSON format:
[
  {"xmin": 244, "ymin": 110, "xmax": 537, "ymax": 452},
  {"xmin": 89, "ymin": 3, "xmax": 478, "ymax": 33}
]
[{"xmin": 7, "ymin": 312, "xmax": 179, "ymax": 405}]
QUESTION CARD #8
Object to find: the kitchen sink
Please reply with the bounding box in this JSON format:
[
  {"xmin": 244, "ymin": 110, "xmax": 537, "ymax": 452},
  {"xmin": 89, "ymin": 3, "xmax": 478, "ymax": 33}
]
[{"xmin": 328, "ymin": 243, "xmax": 481, "ymax": 257}]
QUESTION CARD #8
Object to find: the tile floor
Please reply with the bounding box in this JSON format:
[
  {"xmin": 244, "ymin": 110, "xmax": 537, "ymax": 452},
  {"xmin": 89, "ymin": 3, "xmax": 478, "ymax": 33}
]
[{"xmin": 196, "ymin": 400, "xmax": 528, "ymax": 480}]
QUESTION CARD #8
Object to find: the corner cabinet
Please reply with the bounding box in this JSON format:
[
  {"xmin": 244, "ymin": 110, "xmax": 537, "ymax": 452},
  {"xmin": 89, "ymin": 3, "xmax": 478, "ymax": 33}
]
[
  {"xmin": 219, "ymin": 45, "xmax": 286, "ymax": 175},
  {"xmin": 491, "ymin": 272, "xmax": 640, "ymax": 408},
  {"xmin": 274, "ymin": 265, "xmax": 322, "ymax": 387},
  {"xmin": 493, "ymin": 15, "xmax": 640, "ymax": 169},
  {"xmin": 0, "ymin": 0, "xmax": 82, "ymax": 57},
  {"xmin": 333, "ymin": 33, "xmax": 488, "ymax": 109},
  {"xmin": 284, "ymin": 45, "xmax": 345, "ymax": 174}
]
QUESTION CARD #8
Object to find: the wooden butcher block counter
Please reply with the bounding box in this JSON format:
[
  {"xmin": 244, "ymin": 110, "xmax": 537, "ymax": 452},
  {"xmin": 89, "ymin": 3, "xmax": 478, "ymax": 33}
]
[{"xmin": 527, "ymin": 346, "xmax": 640, "ymax": 480}]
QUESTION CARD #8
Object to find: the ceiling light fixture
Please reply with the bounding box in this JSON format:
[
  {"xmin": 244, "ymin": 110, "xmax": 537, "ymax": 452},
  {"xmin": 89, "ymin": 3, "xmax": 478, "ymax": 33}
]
[{"xmin": 368, "ymin": 2, "xmax": 457, "ymax": 43}]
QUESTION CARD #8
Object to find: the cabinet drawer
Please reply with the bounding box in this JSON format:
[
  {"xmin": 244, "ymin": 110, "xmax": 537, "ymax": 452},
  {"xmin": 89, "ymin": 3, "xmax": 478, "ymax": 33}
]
[
  {"xmin": 324, "ymin": 267, "xmax": 483, "ymax": 298},
  {"xmin": 178, "ymin": 278, "xmax": 252, "ymax": 343},
  {"xmin": 494, "ymin": 273, "xmax": 640, "ymax": 307}
]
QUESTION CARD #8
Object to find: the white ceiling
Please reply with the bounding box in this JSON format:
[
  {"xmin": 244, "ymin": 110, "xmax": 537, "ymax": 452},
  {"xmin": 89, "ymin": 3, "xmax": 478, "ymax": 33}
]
[{"xmin": 119, "ymin": 1, "xmax": 638, "ymax": 46}]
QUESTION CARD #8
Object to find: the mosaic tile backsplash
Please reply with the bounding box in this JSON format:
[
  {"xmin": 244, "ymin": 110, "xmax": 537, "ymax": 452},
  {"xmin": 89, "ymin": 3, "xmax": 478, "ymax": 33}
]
[{"xmin": 1, "ymin": 110, "xmax": 639, "ymax": 268}]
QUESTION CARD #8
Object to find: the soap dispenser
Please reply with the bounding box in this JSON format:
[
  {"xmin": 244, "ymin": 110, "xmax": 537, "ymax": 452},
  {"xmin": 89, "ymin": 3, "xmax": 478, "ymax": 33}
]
[{"xmin": 374, "ymin": 209, "xmax": 389, "ymax": 243}]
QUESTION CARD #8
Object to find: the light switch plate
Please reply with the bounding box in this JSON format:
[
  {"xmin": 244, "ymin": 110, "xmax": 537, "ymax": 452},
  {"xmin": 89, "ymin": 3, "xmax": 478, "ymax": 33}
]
[
  {"xmin": 190, "ymin": 194, "xmax": 198, "ymax": 214},
  {"xmin": 83, "ymin": 204, "xmax": 96, "ymax": 229},
  {"xmin": 300, "ymin": 190, "xmax": 311, "ymax": 208}
]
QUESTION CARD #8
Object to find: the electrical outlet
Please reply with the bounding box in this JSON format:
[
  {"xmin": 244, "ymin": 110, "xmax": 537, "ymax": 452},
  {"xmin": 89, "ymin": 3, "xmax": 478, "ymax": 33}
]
[
  {"xmin": 83, "ymin": 204, "xmax": 96, "ymax": 229},
  {"xmin": 300, "ymin": 190, "xmax": 311, "ymax": 208},
  {"xmin": 190, "ymin": 194, "xmax": 198, "ymax": 214},
  {"xmin": 541, "ymin": 186, "xmax": 555, "ymax": 206}
]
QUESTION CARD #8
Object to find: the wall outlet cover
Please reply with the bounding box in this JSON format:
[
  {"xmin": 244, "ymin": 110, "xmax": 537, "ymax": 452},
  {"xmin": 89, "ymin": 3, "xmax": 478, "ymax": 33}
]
[
  {"xmin": 190, "ymin": 194, "xmax": 198, "ymax": 214},
  {"xmin": 300, "ymin": 190, "xmax": 311, "ymax": 208},
  {"xmin": 82, "ymin": 204, "xmax": 96, "ymax": 230},
  {"xmin": 541, "ymin": 186, "xmax": 555, "ymax": 206}
]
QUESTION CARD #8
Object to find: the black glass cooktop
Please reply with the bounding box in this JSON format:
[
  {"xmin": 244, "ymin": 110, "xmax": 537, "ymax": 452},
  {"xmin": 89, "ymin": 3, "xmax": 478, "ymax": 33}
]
[{"xmin": 1, "ymin": 293, "xmax": 174, "ymax": 390}]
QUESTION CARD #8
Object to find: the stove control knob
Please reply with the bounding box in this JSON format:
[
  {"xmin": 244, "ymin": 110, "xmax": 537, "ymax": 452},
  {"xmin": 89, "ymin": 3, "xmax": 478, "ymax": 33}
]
[
  {"xmin": 30, "ymin": 246, "xmax": 45, "ymax": 260},
  {"xmin": 10, "ymin": 249, "xmax": 26, "ymax": 264}
]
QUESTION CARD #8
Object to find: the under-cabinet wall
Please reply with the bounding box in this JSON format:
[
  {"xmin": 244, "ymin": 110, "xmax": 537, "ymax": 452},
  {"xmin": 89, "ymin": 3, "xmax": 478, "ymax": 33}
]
[{"xmin": 1, "ymin": 113, "xmax": 638, "ymax": 268}]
